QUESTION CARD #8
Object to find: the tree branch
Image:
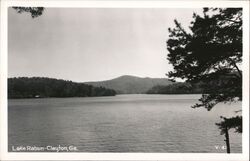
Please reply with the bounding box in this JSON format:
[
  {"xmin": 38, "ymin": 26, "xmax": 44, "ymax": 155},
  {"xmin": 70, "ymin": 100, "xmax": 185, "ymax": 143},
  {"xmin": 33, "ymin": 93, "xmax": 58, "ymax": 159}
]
[
  {"xmin": 228, "ymin": 58, "xmax": 242, "ymax": 78},
  {"xmin": 224, "ymin": 18, "xmax": 241, "ymax": 24}
]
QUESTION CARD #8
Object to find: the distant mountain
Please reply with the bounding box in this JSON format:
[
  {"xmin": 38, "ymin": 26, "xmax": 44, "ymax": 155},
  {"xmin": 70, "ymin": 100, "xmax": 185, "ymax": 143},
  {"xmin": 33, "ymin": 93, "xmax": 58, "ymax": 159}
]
[{"xmin": 85, "ymin": 75, "xmax": 174, "ymax": 94}]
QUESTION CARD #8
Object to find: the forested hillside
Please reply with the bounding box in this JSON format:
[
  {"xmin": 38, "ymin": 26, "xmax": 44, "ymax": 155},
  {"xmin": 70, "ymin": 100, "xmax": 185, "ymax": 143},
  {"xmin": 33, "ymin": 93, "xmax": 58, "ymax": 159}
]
[
  {"xmin": 146, "ymin": 82, "xmax": 204, "ymax": 94},
  {"xmin": 8, "ymin": 77, "xmax": 116, "ymax": 98}
]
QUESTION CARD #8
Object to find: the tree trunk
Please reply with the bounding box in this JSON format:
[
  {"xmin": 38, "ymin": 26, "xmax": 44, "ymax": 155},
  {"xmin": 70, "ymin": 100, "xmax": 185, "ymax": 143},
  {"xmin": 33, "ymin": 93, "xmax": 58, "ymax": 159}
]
[{"xmin": 225, "ymin": 126, "xmax": 231, "ymax": 153}]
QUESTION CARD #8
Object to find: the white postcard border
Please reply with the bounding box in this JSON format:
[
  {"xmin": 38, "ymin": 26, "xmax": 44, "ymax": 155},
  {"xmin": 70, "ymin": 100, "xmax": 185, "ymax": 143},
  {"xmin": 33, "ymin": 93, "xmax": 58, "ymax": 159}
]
[{"xmin": 0, "ymin": 0, "xmax": 249, "ymax": 161}]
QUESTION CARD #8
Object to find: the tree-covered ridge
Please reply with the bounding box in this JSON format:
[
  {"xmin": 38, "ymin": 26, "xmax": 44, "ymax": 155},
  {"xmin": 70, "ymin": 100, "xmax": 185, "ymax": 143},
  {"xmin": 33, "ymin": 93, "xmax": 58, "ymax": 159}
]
[
  {"xmin": 146, "ymin": 82, "xmax": 203, "ymax": 94},
  {"xmin": 147, "ymin": 73, "xmax": 239, "ymax": 95},
  {"xmin": 8, "ymin": 77, "xmax": 116, "ymax": 98}
]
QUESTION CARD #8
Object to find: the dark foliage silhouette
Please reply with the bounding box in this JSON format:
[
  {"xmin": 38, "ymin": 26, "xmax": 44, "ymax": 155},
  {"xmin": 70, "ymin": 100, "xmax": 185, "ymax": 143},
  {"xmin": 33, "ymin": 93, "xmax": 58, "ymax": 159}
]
[
  {"xmin": 12, "ymin": 7, "xmax": 44, "ymax": 18},
  {"xmin": 167, "ymin": 8, "xmax": 242, "ymax": 152}
]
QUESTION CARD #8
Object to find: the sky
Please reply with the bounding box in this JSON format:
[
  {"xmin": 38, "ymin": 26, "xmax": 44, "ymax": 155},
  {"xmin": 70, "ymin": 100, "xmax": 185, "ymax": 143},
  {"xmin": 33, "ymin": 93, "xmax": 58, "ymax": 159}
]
[{"xmin": 8, "ymin": 8, "xmax": 202, "ymax": 82}]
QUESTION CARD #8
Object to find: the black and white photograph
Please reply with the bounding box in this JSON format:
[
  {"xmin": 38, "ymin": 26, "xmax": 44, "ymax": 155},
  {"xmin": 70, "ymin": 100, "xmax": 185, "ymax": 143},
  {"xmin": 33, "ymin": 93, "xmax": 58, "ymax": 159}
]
[{"xmin": 0, "ymin": 0, "xmax": 249, "ymax": 160}]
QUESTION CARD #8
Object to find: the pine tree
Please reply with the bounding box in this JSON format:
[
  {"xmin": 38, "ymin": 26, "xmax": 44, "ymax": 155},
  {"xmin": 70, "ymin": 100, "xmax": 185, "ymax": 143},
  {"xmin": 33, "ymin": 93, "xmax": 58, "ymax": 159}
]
[{"xmin": 167, "ymin": 8, "xmax": 242, "ymax": 153}]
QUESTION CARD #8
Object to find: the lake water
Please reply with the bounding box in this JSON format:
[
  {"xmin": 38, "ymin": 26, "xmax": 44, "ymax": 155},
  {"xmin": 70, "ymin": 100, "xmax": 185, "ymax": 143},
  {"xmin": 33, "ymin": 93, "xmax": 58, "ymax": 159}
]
[{"xmin": 8, "ymin": 94, "xmax": 242, "ymax": 153}]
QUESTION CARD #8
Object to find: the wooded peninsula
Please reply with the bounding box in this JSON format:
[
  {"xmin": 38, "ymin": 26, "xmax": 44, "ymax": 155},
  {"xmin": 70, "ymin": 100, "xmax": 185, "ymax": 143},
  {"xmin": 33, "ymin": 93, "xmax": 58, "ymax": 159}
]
[{"xmin": 8, "ymin": 77, "xmax": 116, "ymax": 98}]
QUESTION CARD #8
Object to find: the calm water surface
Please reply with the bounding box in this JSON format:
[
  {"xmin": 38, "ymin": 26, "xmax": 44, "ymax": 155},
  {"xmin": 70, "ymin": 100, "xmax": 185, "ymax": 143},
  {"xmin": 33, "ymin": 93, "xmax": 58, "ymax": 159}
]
[{"xmin": 8, "ymin": 94, "xmax": 242, "ymax": 152}]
